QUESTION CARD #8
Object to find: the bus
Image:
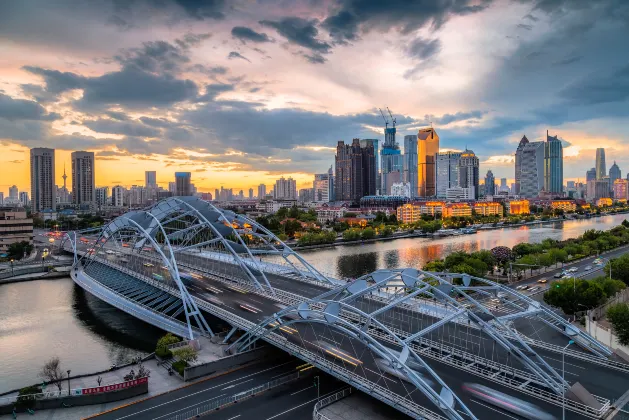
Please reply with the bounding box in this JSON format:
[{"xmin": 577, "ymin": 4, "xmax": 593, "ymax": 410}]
[{"xmin": 152, "ymin": 273, "xmax": 164, "ymax": 281}]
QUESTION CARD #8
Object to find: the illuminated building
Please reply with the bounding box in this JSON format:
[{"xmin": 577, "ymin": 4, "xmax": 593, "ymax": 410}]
[
  {"xmin": 397, "ymin": 203, "xmax": 421, "ymax": 224},
  {"xmin": 597, "ymin": 197, "xmax": 613, "ymax": 207},
  {"xmin": 550, "ymin": 200, "xmax": 576, "ymax": 212},
  {"xmin": 613, "ymin": 179, "xmax": 628, "ymax": 201},
  {"xmin": 473, "ymin": 202, "xmax": 503, "ymax": 216},
  {"xmin": 506, "ymin": 200, "xmax": 530, "ymax": 215},
  {"xmin": 417, "ymin": 127, "xmax": 440, "ymax": 197},
  {"xmin": 442, "ymin": 203, "xmax": 472, "ymax": 218}
]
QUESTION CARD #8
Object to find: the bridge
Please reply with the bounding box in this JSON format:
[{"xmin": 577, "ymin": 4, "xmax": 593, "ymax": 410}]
[{"xmin": 56, "ymin": 197, "xmax": 629, "ymax": 420}]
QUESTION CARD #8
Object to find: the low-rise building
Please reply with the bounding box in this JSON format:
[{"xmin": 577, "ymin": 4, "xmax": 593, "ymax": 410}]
[
  {"xmin": 263, "ymin": 200, "xmax": 297, "ymax": 213},
  {"xmin": 0, "ymin": 208, "xmax": 33, "ymax": 253},
  {"xmin": 315, "ymin": 206, "xmax": 348, "ymax": 224},
  {"xmin": 473, "ymin": 201, "xmax": 503, "ymax": 216},
  {"xmin": 597, "ymin": 197, "xmax": 613, "ymax": 207},
  {"xmin": 443, "ymin": 203, "xmax": 472, "ymax": 218},
  {"xmin": 550, "ymin": 200, "xmax": 577, "ymax": 212},
  {"xmin": 506, "ymin": 200, "xmax": 530, "ymax": 215},
  {"xmin": 614, "ymin": 179, "xmax": 628, "ymax": 201},
  {"xmin": 396, "ymin": 203, "xmax": 421, "ymax": 224}
]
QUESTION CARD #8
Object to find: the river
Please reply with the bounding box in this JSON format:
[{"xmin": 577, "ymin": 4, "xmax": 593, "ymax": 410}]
[{"xmin": 1, "ymin": 213, "xmax": 627, "ymax": 393}]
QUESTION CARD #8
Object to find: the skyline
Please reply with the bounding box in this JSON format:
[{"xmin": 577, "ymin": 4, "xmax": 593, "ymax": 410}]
[{"xmin": 1, "ymin": 0, "xmax": 629, "ymax": 193}]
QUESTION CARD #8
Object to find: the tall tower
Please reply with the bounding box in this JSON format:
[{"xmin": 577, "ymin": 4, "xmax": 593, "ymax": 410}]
[
  {"xmin": 485, "ymin": 170, "xmax": 495, "ymax": 196},
  {"xmin": 595, "ymin": 148, "xmax": 606, "ymax": 180},
  {"xmin": 30, "ymin": 147, "xmax": 56, "ymax": 212},
  {"xmin": 403, "ymin": 135, "xmax": 418, "ymax": 198},
  {"xmin": 544, "ymin": 131, "xmax": 563, "ymax": 195},
  {"xmin": 458, "ymin": 149, "xmax": 480, "ymax": 199},
  {"xmin": 62, "ymin": 164, "xmax": 67, "ymax": 190},
  {"xmin": 417, "ymin": 127, "xmax": 440, "ymax": 197},
  {"xmin": 175, "ymin": 172, "xmax": 192, "ymax": 196},
  {"xmin": 71, "ymin": 151, "xmax": 96, "ymax": 207},
  {"xmin": 514, "ymin": 135, "xmax": 529, "ymax": 195}
]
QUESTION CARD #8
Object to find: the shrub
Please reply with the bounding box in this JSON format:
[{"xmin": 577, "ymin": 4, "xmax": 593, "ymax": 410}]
[
  {"xmin": 155, "ymin": 333, "xmax": 180, "ymax": 358},
  {"xmin": 155, "ymin": 347, "xmax": 172, "ymax": 359},
  {"xmin": 16, "ymin": 385, "xmax": 41, "ymax": 409},
  {"xmin": 171, "ymin": 360, "xmax": 187, "ymax": 376}
]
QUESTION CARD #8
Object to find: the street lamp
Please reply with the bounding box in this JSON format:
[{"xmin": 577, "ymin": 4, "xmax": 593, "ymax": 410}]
[
  {"xmin": 562, "ymin": 340, "xmax": 574, "ymax": 420},
  {"xmin": 314, "ymin": 375, "xmax": 320, "ymax": 402},
  {"xmin": 67, "ymin": 370, "xmax": 71, "ymax": 396}
]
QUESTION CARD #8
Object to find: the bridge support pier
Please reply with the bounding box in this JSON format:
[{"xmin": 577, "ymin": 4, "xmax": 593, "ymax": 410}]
[{"xmin": 223, "ymin": 326, "xmax": 239, "ymax": 344}]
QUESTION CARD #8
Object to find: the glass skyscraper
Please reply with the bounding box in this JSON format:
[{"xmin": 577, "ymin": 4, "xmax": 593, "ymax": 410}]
[
  {"xmin": 596, "ymin": 148, "xmax": 606, "ymax": 180},
  {"xmin": 435, "ymin": 151, "xmax": 461, "ymax": 198},
  {"xmin": 544, "ymin": 131, "xmax": 563, "ymax": 194},
  {"xmin": 403, "ymin": 135, "xmax": 418, "ymax": 198}
]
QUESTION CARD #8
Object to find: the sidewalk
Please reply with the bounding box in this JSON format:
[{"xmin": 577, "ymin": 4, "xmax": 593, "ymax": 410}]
[
  {"xmin": 0, "ymin": 358, "xmax": 182, "ymax": 420},
  {"xmin": 318, "ymin": 392, "xmax": 400, "ymax": 420}
]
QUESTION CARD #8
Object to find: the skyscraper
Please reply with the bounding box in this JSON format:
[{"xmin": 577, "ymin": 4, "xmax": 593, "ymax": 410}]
[
  {"xmin": 95, "ymin": 187, "xmax": 110, "ymax": 207},
  {"xmin": 30, "ymin": 147, "xmax": 56, "ymax": 212},
  {"xmin": 380, "ymin": 136, "xmax": 402, "ymax": 196},
  {"xmin": 520, "ymin": 141, "xmax": 545, "ymax": 198},
  {"xmin": 514, "ymin": 135, "xmax": 529, "ymax": 195},
  {"xmin": 484, "ymin": 170, "xmax": 495, "ymax": 196},
  {"xmin": 257, "ymin": 184, "xmax": 266, "ymax": 199},
  {"xmin": 248, "ymin": 188, "xmax": 253, "ymax": 199},
  {"xmin": 360, "ymin": 139, "xmax": 379, "ymax": 193},
  {"xmin": 403, "ymin": 135, "xmax": 418, "ymax": 198},
  {"xmin": 417, "ymin": 127, "xmax": 440, "ymax": 197},
  {"xmin": 435, "ymin": 152, "xmax": 461, "ymax": 198},
  {"xmin": 112, "ymin": 185, "xmax": 125, "ymax": 207},
  {"xmin": 544, "ymin": 131, "xmax": 563, "ymax": 195},
  {"xmin": 274, "ymin": 177, "xmax": 297, "ymax": 200},
  {"xmin": 596, "ymin": 148, "xmax": 606, "ymax": 180},
  {"xmin": 609, "ymin": 161, "xmax": 621, "ymax": 186},
  {"xmin": 175, "ymin": 172, "xmax": 192, "ymax": 196},
  {"xmin": 586, "ymin": 168, "xmax": 597, "ymax": 182},
  {"xmin": 361, "ymin": 140, "xmax": 377, "ymax": 196},
  {"xmin": 71, "ymin": 151, "xmax": 96, "ymax": 206},
  {"xmin": 500, "ymin": 178, "xmax": 508, "ymax": 192},
  {"xmin": 458, "ymin": 149, "xmax": 480, "ymax": 199},
  {"xmin": 335, "ymin": 139, "xmax": 375, "ymax": 202},
  {"xmin": 19, "ymin": 192, "xmax": 29, "ymax": 206},
  {"xmin": 145, "ymin": 171, "xmax": 157, "ymax": 188},
  {"xmin": 313, "ymin": 172, "xmax": 331, "ymax": 202}
]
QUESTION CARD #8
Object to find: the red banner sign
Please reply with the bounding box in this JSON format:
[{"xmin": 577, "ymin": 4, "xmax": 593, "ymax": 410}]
[{"xmin": 81, "ymin": 376, "xmax": 148, "ymax": 395}]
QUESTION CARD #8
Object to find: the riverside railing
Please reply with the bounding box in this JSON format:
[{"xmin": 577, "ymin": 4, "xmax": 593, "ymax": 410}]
[{"xmin": 312, "ymin": 387, "xmax": 353, "ymax": 420}]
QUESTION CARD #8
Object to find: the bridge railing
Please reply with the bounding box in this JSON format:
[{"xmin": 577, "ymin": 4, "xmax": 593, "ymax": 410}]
[{"xmin": 312, "ymin": 387, "xmax": 353, "ymax": 420}]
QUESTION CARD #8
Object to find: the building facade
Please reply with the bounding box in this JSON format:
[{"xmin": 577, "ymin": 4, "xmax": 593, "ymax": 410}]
[
  {"xmin": 145, "ymin": 171, "xmax": 157, "ymax": 188},
  {"xmin": 71, "ymin": 151, "xmax": 96, "ymax": 207},
  {"xmin": 506, "ymin": 200, "xmax": 530, "ymax": 215},
  {"xmin": 403, "ymin": 135, "xmax": 418, "ymax": 198},
  {"xmin": 175, "ymin": 172, "xmax": 192, "ymax": 196},
  {"xmin": 613, "ymin": 179, "xmax": 628, "ymax": 201},
  {"xmin": 520, "ymin": 141, "xmax": 545, "ymax": 198},
  {"xmin": 435, "ymin": 152, "xmax": 461, "ymax": 198},
  {"xmin": 335, "ymin": 139, "xmax": 376, "ymax": 202},
  {"xmin": 473, "ymin": 201, "xmax": 503, "ymax": 216},
  {"xmin": 274, "ymin": 177, "xmax": 297, "ymax": 200},
  {"xmin": 0, "ymin": 208, "xmax": 33, "ymax": 252},
  {"xmin": 111, "ymin": 185, "xmax": 125, "ymax": 207},
  {"xmin": 30, "ymin": 147, "xmax": 56, "ymax": 213},
  {"xmin": 544, "ymin": 132, "xmax": 563, "ymax": 194},
  {"xmin": 514, "ymin": 135, "xmax": 529, "ymax": 195},
  {"xmin": 417, "ymin": 127, "xmax": 440, "ymax": 197},
  {"xmin": 95, "ymin": 187, "xmax": 110, "ymax": 207},
  {"xmin": 484, "ymin": 170, "xmax": 495, "ymax": 196},
  {"xmin": 550, "ymin": 200, "xmax": 576, "ymax": 212},
  {"xmin": 458, "ymin": 149, "xmax": 480, "ymax": 199},
  {"xmin": 587, "ymin": 179, "xmax": 611, "ymax": 202},
  {"xmin": 257, "ymin": 184, "xmax": 267, "ymax": 199},
  {"xmin": 596, "ymin": 148, "xmax": 606, "ymax": 180}
]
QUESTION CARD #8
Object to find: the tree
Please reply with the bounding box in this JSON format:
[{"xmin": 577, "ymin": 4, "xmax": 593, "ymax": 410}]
[
  {"xmin": 39, "ymin": 357, "xmax": 65, "ymax": 392},
  {"xmin": 607, "ymin": 255, "xmax": 629, "ymax": 285},
  {"xmin": 543, "ymin": 278, "xmax": 606, "ymax": 314},
  {"xmin": 7, "ymin": 241, "xmax": 34, "ymax": 260},
  {"xmin": 424, "ymin": 260, "xmax": 445, "ymax": 272},
  {"xmin": 172, "ymin": 346, "xmax": 198, "ymax": 364},
  {"xmin": 361, "ymin": 227, "xmax": 375, "ymax": 240},
  {"xmin": 155, "ymin": 333, "xmax": 180, "ymax": 358},
  {"xmin": 607, "ymin": 303, "xmax": 629, "ymax": 346}
]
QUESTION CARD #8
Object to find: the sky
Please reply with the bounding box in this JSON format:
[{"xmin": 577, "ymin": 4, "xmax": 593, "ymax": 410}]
[{"xmin": 1, "ymin": 0, "xmax": 628, "ymax": 194}]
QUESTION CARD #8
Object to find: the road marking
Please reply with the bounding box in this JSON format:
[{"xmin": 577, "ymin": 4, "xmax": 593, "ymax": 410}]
[
  {"xmin": 226, "ymin": 416, "xmax": 241, "ymax": 420},
  {"xmin": 290, "ymin": 385, "xmax": 315, "ymax": 395},
  {"xmin": 222, "ymin": 378, "xmax": 253, "ymax": 390},
  {"xmin": 265, "ymin": 388, "xmax": 347, "ymax": 420},
  {"xmin": 469, "ymin": 398, "xmax": 519, "ymax": 420},
  {"xmin": 111, "ymin": 361, "xmax": 296, "ymax": 419},
  {"xmin": 541, "ymin": 356, "xmax": 586, "ymax": 370},
  {"xmin": 151, "ymin": 394, "xmax": 227, "ymax": 420}
]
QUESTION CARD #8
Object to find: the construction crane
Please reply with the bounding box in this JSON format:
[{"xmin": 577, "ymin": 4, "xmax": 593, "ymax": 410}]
[
  {"xmin": 379, "ymin": 108, "xmax": 389, "ymax": 129},
  {"xmin": 386, "ymin": 107, "xmax": 396, "ymax": 128}
]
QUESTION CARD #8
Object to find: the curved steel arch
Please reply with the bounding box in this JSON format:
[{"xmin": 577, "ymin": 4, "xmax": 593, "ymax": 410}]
[
  {"xmin": 230, "ymin": 300, "xmax": 477, "ymax": 420},
  {"xmin": 78, "ymin": 210, "xmax": 213, "ymax": 339}
]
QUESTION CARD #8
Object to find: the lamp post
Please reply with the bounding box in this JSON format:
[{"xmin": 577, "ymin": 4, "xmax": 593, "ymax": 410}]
[
  {"xmin": 10, "ymin": 259, "xmax": 14, "ymax": 275},
  {"xmin": 314, "ymin": 375, "xmax": 320, "ymax": 402},
  {"xmin": 562, "ymin": 340, "xmax": 574, "ymax": 420},
  {"xmin": 67, "ymin": 370, "xmax": 71, "ymax": 396}
]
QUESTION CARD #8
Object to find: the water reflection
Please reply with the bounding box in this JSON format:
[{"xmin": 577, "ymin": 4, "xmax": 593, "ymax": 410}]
[{"xmin": 336, "ymin": 251, "xmax": 378, "ymax": 278}]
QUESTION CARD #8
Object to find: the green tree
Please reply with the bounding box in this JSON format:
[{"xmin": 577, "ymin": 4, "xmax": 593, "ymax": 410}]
[
  {"xmin": 342, "ymin": 229, "xmax": 361, "ymax": 241},
  {"xmin": 607, "ymin": 255, "xmax": 629, "ymax": 285},
  {"xmin": 155, "ymin": 333, "xmax": 180, "ymax": 358},
  {"xmin": 424, "ymin": 260, "xmax": 446, "ymax": 272},
  {"xmin": 380, "ymin": 226, "xmax": 393, "ymax": 237},
  {"xmin": 608, "ymin": 303, "xmax": 629, "ymax": 346},
  {"xmin": 7, "ymin": 241, "xmax": 34, "ymax": 260},
  {"xmin": 172, "ymin": 346, "xmax": 198, "ymax": 364},
  {"xmin": 361, "ymin": 227, "xmax": 376, "ymax": 240},
  {"xmin": 543, "ymin": 278, "xmax": 606, "ymax": 314},
  {"xmin": 592, "ymin": 276, "xmax": 626, "ymax": 297}
]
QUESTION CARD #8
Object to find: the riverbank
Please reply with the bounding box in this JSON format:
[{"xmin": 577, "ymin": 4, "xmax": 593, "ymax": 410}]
[{"xmin": 0, "ymin": 269, "xmax": 70, "ymax": 285}]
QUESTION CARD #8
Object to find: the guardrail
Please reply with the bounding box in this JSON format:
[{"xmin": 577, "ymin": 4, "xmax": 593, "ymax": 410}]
[
  {"xmin": 166, "ymin": 371, "xmax": 301, "ymax": 420},
  {"xmin": 313, "ymin": 388, "xmax": 353, "ymax": 420}
]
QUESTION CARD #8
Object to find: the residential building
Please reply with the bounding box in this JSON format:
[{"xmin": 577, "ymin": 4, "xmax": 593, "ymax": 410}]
[
  {"xmin": 263, "ymin": 200, "xmax": 296, "ymax": 213},
  {"xmin": 550, "ymin": 200, "xmax": 576, "ymax": 212},
  {"xmin": 313, "ymin": 170, "xmax": 332, "ymax": 202},
  {"xmin": 420, "ymin": 201, "xmax": 445, "ymax": 217},
  {"xmin": 335, "ymin": 139, "xmax": 376, "ymax": 202},
  {"xmin": 396, "ymin": 203, "xmax": 421, "ymax": 224},
  {"xmin": 238, "ymin": 190, "xmax": 244, "ymax": 200},
  {"xmin": 128, "ymin": 185, "xmax": 147, "ymax": 206},
  {"xmin": 417, "ymin": 127, "xmax": 439, "ymax": 197},
  {"xmin": 458, "ymin": 149, "xmax": 480, "ymax": 199},
  {"xmin": 514, "ymin": 135, "xmax": 529, "ymax": 195},
  {"xmin": 111, "ymin": 185, "xmax": 125, "ymax": 207},
  {"xmin": 360, "ymin": 139, "xmax": 379, "ymax": 194},
  {"xmin": 435, "ymin": 152, "xmax": 461, "ymax": 198},
  {"xmin": 95, "ymin": 187, "xmax": 110, "ymax": 207},
  {"xmin": 19, "ymin": 192, "xmax": 29, "ymax": 207},
  {"xmin": 473, "ymin": 201, "xmax": 503, "ymax": 216},
  {"xmin": 145, "ymin": 171, "xmax": 157, "ymax": 188},
  {"xmin": 403, "ymin": 135, "xmax": 418, "ymax": 197},
  {"xmin": 248, "ymin": 188, "xmax": 254, "ymax": 199},
  {"xmin": 71, "ymin": 151, "xmax": 96, "ymax": 207},
  {"xmin": 596, "ymin": 148, "xmax": 606, "ymax": 180},
  {"xmin": 613, "ymin": 179, "xmax": 628, "ymax": 201},
  {"xmin": 586, "ymin": 168, "xmax": 596, "ymax": 182},
  {"xmin": 168, "ymin": 182, "xmax": 176, "ymax": 193},
  {"xmin": 8, "ymin": 185, "xmax": 18, "ymax": 201},
  {"xmin": 359, "ymin": 195, "xmax": 410, "ymax": 209},
  {"xmin": 609, "ymin": 161, "xmax": 621, "ymax": 189},
  {"xmin": 520, "ymin": 141, "xmax": 545, "ymax": 198},
  {"xmin": 274, "ymin": 177, "xmax": 297, "ymax": 200},
  {"xmin": 506, "ymin": 200, "xmax": 530, "ymax": 215},
  {"xmin": 175, "ymin": 172, "xmax": 192, "ymax": 196},
  {"xmin": 0, "ymin": 208, "xmax": 33, "ymax": 252},
  {"xmin": 391, "ymin": 182, "xmax": 412, "ymax": 198},
  {"xmin": 257, "ymin": 184, "xmax": 267, "ymax": 200},
  {"xmin": 315, "ymin": 206, "xmax": 347, "ymax": 224},
  {"xmin": 484, "ymin": 170, "xmax": 495, "ymax": 196},
  {"xmin": 446, "ymin": 186, "xmax": 475, "ymax": 201},
  {"xmin": 298, "ymin": 188, "xmax": 314, "ymax": 202},
  {"xmin": 443, "ymin": 203, "xmax": 472, "ymax": 218},
  {"xmin": 0, "ymin": 193, "xmax": 3, "ymax": 206},
  {"xmin": 587, "ymin": 180, "xmax": 610, "ymax": 202},
  {"xmin": 544, "ymin": 131, "xmax": 563, "ymax": 194},
  {"xmin": 30, "ymin": 147, "xmax": 56, "ymax": 212},
  {"xmin": 597, "ymin": 197, "xmax": 613, "ymax": 207}
]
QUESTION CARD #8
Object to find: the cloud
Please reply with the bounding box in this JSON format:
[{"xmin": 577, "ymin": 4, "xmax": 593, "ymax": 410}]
[
  {"xmin": 22, "ymin": 66, "xmax": 85, "ymax": 95},
  {"xmin": 158, "ymin": 0, "xmax": 227, "ymax": 20},
  {"xmin": 427, "ymin": 110, "xmax": 487, "ymax": 125},
  {"xmin": 301, "ymin": 52, "xmax": 326, "ymax": 64},
  {"xmin": 197, "ymin": 83, "xmax": 235, "ymax": 101},
  {"xmin": 104, "ymin": 111, "xmax": 129, "ymax": 121},
  {"xmin": 83, "ymin": 118, "xmax": 162, "ymax": 137},
  {"xmin": 0, "ymin": 93, "xmax": 60, "ymax": 121},
  {"xmin": 406, "ymin": 38, "xmax": 441, "ymax": 61},
  {"xmin": 227, "ymin": 51, "xmax": 251, "ymax": 62},
  {"xmin": 260, "ymin": 17, "xmax": 331, "ymax": 53},
  {"xmin": 516, "ymin": 23, "xmax": 532, "ymax": 30},
  {"xmin": 139, "ymin": 117, "xmax": 179, "ymax": 128},
  {"xmin": 559, "ymin": 64, "xmax": 629, "ymax": 105},
  {"xmin": 231, "ymin": 26, "xmax": 272, "ymax": 43}
]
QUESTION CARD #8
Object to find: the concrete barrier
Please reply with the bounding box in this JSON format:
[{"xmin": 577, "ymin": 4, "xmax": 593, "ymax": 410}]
[
  {"xmin": 184, "ymin": 346, "xmax": 282, "ymax": 382},
  {"xmin": 0, "ymin": 381, "xmax": 148, "ymax": 415}
]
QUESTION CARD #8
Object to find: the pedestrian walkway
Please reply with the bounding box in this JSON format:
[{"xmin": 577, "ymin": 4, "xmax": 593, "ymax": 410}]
[
  {"xmin": 318, "ymin": 392, "xmax": 401, "ymax": 420},
  {"xmin": 0, "ymin": 358, "xmax": 181, "ymax": 420}
]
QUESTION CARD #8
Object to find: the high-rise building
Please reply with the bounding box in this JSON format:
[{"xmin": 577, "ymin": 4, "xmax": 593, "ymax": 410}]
[
  {"xmin": 609, "ymin": 161, "xmax": 621, "ymax": 186},
  {"xmin": 500, "ymin": 178, "xmax": 508, "ymax": 192},
  {"xmin": 335, "ymin": 139, "xmax": 376, "ymax": 202},
  {"xmin": 544, "ymin": 131, "xmax": 563, "ymax": 195},
  {"xmin": 8, "ymin": 185, "xmax": 18, "ymax": 200},
  {"xmin": 145, "ymin": 171, "xmax": 157, "ymax": 188},
  {"xmin": 360, "ymin": 139, "xmax": 379, "ymax": 193},
  {"xmin": 248, "ymin": 188, "xmax": 254, "ymax": 199},
  {"xmin": 586, "ymin": 168, "xmax": 596, "ymax": 182},
  {"xmin": 484, "ymin": 170, "xmax": 495, "ymax": 196},
  {"xmin": 403, "ymin": 135, "xmax": 418, "ymax": 198},
  {"xmin": 298, "ymin": 188, "xmax": 314, "ymax": 202},
  {"xmin": 71, "ymin": 151, "xmax": 96, "ymax": 206},
  {"xmin": 380, "ymin": 139, "xmax": 402, "ymax": 196},
  {"xmin": 417, "ymin": 127, "xmax": 440, "ymax": 197},
  {"xmin": 274, "ymin": 177, "xmax": 297, "ymax": 200},
  {"xmin": 313, "ymin": 172, "xmax": 330, "ymax": 202},
  {"xmin": 596, "ymin": 148, "xmax": 606, "ymax": 180},
  {"xmin": 175, "ymin": 172, "xmax": 192, "ymax": 196},
  {"xmin": 95, "ymin": 187, "xmax": 110, "ymax": 207},
  {"xmin": 112, "ymin": 185, "xmax": 125, "ymax": 207},
  {"xmin": 458, "ymin": 149, "xmax": 480, "ymax": 199},
  {"xmin": 520, "ymin": 141, "xmax": 545, "ymax": 198},
  {"xmin": 19, "ymin": 192, "xmax": 29, "ymax": 206},
  {"xmin": 514, "ymin": 135, "xmax": 529, "ymax": 195},
  {"xmin": 30, "ymin": 147, "xmax": 56, "ymax": 212},
  {"xmin": 435, "ymin": 152, "xmax": 461, "ymax": 198},
  {"xmin": 613, "ymin": 179, "xmax": 628, "ymax": 201},
  {"xmin": 257, "ymin": 184, "xmax": 266, "ymax": 199},
  {"xmin": 587, "ymin": 180, "xmax": 611, "ymax": 202},
  {"xmin": 0, "ymin": 192, "xmax": 4, "ymax": 206}
]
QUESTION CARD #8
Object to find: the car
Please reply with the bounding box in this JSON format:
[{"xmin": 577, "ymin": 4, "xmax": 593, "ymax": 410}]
[
  {"xmin": 553, "ymin": 273, "xmax": 563, "ymax": 278},
  {"xmin": 584, "ymin": 265, "xmax": 593, "ymax": 270},
  {"xmin": 521, "ymin": 285, "xmax": 530, "ymax": 290},
  {"xmin": 562, "ymin": 275, "xmax": 571, "ymax": 279},
  {"xmin": 529, "ymin": 286, "xmax": 540, "ymax": 293},
  {"xmin": 143, "ymin": 262, "xmax": 154, "ymax": 267},
  {"xmin": 105, "ymin": 250, "xmax": 114, "ymax": 255},
  {"xmin": 516, "ymin": 285, "xmax": 525, "ymax": 290},
  {"xmin": 490, "ymin": 298, "xmax": 501, "ymax": 304},
  {"xmin": 568, "ymin": 267, "xmax": 578, "ymax": 273},
  {"xmin": 537, "ymin": 279, "xmax": 547, "ymax": 283}
]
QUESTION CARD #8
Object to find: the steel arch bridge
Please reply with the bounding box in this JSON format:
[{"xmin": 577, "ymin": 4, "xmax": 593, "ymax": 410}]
[{"xmin": 62, "ymin": 197, "xmax": 625, "ymax": 420}]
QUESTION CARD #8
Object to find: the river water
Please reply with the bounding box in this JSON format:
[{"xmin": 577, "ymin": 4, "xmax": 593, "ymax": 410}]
[{"xmin": 1, "ymin": 213, "xmax": 627, "ymax": 393}]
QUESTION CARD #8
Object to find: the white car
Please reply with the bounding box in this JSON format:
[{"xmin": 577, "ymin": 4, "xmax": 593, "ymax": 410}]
[{"xmin": 584, "ymin": 265, "xmax": 593, "ymax": 271}]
